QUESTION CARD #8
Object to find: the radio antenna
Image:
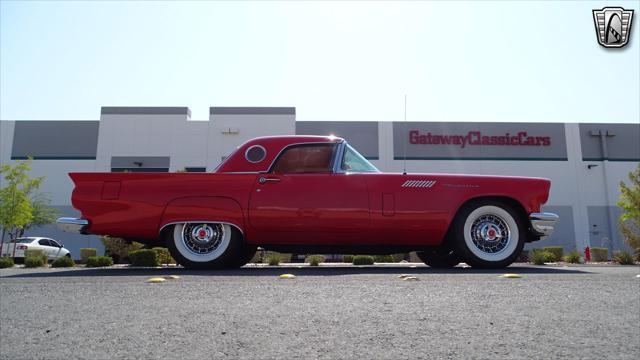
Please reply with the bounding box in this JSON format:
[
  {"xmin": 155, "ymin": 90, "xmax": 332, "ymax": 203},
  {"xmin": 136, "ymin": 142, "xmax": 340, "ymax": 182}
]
[{"xmin": 403, "ymin": 94, "xmax": 407, "ymax": 175}]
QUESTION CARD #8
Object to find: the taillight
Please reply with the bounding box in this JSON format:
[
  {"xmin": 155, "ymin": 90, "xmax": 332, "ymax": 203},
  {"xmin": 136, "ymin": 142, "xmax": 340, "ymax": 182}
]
[{"xmin": 17, "ymin": 245, "xmax": 28, "ymax": 250}]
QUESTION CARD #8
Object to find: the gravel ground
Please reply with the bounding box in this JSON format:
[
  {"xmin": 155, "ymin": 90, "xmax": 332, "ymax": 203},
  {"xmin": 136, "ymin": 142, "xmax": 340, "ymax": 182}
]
[{"xmin": 1, "ymin": 264, "xmax": 639, "ymax": 360}]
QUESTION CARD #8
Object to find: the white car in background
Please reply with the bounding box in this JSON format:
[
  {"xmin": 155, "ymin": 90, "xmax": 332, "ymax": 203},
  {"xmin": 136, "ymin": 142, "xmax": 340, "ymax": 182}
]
[{"xmin": 0, "ymin": 237, "xmax": 71, "ymax": 261}]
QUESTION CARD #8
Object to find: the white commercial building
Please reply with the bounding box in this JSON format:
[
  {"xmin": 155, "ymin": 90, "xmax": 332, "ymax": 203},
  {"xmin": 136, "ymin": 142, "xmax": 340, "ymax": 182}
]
[{"xmin": 1, "ymin": 106, "xmax": 638, "ymax": 259}]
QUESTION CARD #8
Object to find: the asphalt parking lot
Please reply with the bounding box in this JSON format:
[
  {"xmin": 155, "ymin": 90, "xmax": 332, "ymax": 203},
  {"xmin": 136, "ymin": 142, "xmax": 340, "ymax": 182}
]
[{"xmin": 1, "ymin": 264, "xmax": 639, "ymax": 360}]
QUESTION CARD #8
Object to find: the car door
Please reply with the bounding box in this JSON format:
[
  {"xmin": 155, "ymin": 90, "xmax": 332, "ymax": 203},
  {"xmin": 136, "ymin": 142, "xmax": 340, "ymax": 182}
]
[
  {"xmin": 37, "ymin": 239, "xmax": 56, "ymax": 259},
  {"xmin": 248, "ymin": 143, "xmax": 370, "ymax": 244},
  {"xmin": 48, "ymin": 239, "xmax": 63, "ymax": 258}
]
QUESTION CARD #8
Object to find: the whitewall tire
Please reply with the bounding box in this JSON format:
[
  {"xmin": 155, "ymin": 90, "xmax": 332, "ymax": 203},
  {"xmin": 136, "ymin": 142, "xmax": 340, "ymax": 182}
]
[
  {"xmin": 166, "ymin": 222, "xmax": 243, "ymax": 269},
  {"xmin": 452, "ymin": 202, "xmax": 525, "ymax": 268}
]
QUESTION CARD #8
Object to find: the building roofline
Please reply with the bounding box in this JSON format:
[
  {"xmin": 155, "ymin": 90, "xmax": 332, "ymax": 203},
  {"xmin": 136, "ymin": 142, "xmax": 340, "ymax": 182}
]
[
  {"xmin": 101, "ymin": 107, "xmax": 191, "ymax": 117},
  {"xmin": 210, "ymin": 107, "xmax": 295, "ymax": 115}
]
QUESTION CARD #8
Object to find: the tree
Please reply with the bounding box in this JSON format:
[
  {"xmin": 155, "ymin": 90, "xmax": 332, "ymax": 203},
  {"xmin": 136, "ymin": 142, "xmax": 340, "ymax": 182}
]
[
  {"xmin": 0, "ymin": 159, "xmax": 57, "ymax": 241},
  {"xmin": 618, "ymin": 164, "xmax": 640, "ymax": 253},
  {"xmin": 20, "ymin": 193, "xmax": 59, "ymax": 237}
]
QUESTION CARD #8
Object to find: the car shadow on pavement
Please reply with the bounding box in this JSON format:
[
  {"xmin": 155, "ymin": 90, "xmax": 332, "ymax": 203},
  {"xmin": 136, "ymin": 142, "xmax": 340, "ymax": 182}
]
[{"xmin": 1, "ymin": 265, "xmax": 591, "ymax": 278}]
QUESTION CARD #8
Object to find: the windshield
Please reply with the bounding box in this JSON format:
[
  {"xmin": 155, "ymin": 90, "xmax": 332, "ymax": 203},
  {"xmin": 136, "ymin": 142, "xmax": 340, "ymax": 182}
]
[{"xmin": 341, "ymin": 143, "xmax": 379, "ymax": 173}]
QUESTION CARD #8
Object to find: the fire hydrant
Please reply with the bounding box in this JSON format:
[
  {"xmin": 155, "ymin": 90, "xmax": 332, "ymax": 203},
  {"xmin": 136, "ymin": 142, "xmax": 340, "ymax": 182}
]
[{"xmin": 584, "ymin": 246, "xmax": 591, "ymax": 263}]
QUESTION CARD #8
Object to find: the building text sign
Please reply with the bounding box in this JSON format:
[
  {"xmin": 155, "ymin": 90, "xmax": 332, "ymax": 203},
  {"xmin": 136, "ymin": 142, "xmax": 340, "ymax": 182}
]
[
  {"xmin": 394, "ymin": 122, "xmax": 567, "ymax": 160},
  {"xmin": 409, "ymin": 130, "xmax": 551, "ymax": 148}
]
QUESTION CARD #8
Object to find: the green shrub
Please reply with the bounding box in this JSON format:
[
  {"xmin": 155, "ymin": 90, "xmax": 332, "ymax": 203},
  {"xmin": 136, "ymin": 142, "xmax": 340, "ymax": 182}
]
[
  {"xmin": 590, "ymin": 247, "xmax": 608, "ymax": 262},
  {"xmin": 0, "ymin": 257, "xmax": 15, "ymax": 269},
  {"xmin": 342, "ymin": 255, "xmax": 354, "ymax": 263},
  {"xmin": 266, "ymin": 252, "xmax": 282, "ymax": 266},
  {"xmin": 306, "ymin": 255, "xmax": 325, "ymax": 266},
  {"xmin": 152, "ymin": 247, "xmax": 175, "ymax": 265},
  {"xmin": 543, "ymin": 246, "xmax": 564, "ymax": 262},
  {"xmin": 279, "ymin": 253, "xmax": 292, "ymax": 263},
  {"xmin": 101, "ymin": 236, "xmax": 144, "ymax": 263},
  {"xmin": 634, "ymin": 248, "xmax": 640, "ymax": 262},
  {"xmin": 563, "ymin": 251, "xmax": 582, "ymax": 264},
  {"xmin": 392, "ymin": 253, "xmax": 407, "ymax": 262},
  {"xmin": 24, "ymin": 249, "xmax": 48, "ymax": 266},
  {"xmin": 249, "ymin": 251, "xmax": 263, "ymax": 264},
  {"xmin": 25, "ymin": 249, "xmax": 47, "ymax": 260},
  {"xmin": 353, "ymin": 255, "xmax": 374, "ymax": 265},
  {"xmin": 24, "ymin": 255, "xmax": 46, "ymax": 268},
  {"xmin": 128, "ymin": 249, "xmax": 159, "ymax": 267},
  {"xmin": 80, "ymin": 248, "xmax": 97, "ymax": 264},
  {"xmin": 373, "ymin": 255, "xmax": 395, "ymax": 263},
  {"xmin": 544, "ymin": 252, "xmax": 556, "ymax": 262},
  {"xmin": 613, "ymin": 251, "xmax": 635, "ymax": 265},
  {"xmin": 51, "ymin": 256, "xmax": 75, "ymax": 268},
  {"xmin": 85, "ymin": 256, "xmax": 113, "ymax": 267},
  {"xmin": 530, "ymin": 250, "xmax": 555, "ymax": 265}
]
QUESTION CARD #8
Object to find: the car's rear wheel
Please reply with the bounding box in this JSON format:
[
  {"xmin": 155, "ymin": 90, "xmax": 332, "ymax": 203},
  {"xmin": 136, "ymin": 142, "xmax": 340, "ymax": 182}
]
[
  {"xmin": 416, "ymin": 249, "xmax": 460, "ymax": 268},
  {"xmin": 166, "ymin": 222, "xmax": 243, "ymax": 269},
  {"xmin": 451, "ymin": 201, "xmax": 525, "ymax": 269}
]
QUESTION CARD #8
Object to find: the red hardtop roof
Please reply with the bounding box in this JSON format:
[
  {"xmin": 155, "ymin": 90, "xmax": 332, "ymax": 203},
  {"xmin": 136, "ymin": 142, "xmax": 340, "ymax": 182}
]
[{"xmin": 215, "ymin": 135, "xmax": 343, "ymax": 173}]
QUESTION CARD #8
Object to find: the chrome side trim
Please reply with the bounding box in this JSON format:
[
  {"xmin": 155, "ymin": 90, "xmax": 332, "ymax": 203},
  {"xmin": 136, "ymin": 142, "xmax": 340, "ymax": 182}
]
[
  {"xmin": 159, "ymin": 221, "xmax": 245, "ymax": 236},
  {"xmin": 402, "ymin": 180, "xmax": 437, "ymax": 188},
  {"xmin": 529, "ymin": 212, "xmax": 559, "ymax": 237},
  {"xmin": 56, "ymin": 217, "xmax": 89, "ymax": 234},
  {"xmin": 224, "ymin": 171, "xmax": 263, "ymax": 174}
]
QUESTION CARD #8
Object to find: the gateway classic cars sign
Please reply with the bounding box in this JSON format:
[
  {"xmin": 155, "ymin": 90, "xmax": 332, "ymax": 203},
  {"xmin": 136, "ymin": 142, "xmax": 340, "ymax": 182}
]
[
  {"xmin": 409, "ymin": 130, "xmax": 551, "ymax": 148},
  {"xmin": 394, "ymin": 122, "xmax": 567, "ymax": 160}
]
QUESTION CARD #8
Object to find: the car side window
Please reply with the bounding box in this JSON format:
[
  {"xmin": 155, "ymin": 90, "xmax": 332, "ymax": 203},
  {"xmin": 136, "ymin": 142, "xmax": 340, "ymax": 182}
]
[
  {"xmin": 49, "ymin": 240, "xmax": 61, "ymax": 248},
  {"xmin": 271, "ymin": 144, "xmax": 337, "ymax": 174},
  {"xmin": 341, "ymin": 144, "xmax": 379, "ymax": 173},
  {"xmin": 38, "ymin": 239, "xmax": 50, "ymax": 246}
]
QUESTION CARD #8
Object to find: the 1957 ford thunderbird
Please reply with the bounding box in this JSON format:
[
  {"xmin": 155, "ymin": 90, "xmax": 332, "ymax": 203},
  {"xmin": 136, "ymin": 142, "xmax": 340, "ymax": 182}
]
[{"xmin": 57, "ymin": 135, "xmax": 558, "ymax": 269}]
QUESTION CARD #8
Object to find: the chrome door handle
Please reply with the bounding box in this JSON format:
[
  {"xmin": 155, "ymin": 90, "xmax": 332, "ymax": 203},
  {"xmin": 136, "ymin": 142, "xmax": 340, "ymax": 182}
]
[{"xmin": 259, "ymin": 177, "xmax": 281, "ymax": 184}]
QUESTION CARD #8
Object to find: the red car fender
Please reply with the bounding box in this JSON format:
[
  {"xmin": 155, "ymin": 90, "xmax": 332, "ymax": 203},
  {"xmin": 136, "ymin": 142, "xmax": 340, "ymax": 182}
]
[{"xmin": 158, "ymin": 196, "xmax": 246, "ymax": 238}]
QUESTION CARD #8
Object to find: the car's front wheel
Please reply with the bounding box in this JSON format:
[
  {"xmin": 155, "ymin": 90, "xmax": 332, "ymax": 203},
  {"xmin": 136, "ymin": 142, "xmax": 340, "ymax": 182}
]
[
  {"xmin": 230, "ymin": 246, "xmax": 257, "ymax": 268},
  {"xmin": 451, "ymin": 201, "xmax": 525, "ymax": 269},
  {"xmin": 166, "ymin": 222, "xmax": 243, "ymax": 269}
]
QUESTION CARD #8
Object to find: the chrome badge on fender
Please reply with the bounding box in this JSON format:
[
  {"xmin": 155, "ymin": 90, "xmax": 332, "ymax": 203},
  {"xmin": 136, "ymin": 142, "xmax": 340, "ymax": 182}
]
[{"xmin": 401, "ymin": 180, "xmax": 437, "ymax": 188}]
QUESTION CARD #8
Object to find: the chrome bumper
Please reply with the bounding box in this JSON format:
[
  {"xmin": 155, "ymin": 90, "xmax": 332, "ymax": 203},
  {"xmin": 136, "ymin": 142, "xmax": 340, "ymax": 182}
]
[
  {"xmin": 529, "ymin": 212, "xmax": 559, "ymax": 238},
  {"xmin": 56, "ymin": 217, "xmax": 89, "ymax": 234}
]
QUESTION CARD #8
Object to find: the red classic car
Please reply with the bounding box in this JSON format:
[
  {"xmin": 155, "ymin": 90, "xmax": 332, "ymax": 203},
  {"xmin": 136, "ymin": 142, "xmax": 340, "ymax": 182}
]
[{"xmin": 57, "ymin": 135, "xmax": 558, "ymax": 269}]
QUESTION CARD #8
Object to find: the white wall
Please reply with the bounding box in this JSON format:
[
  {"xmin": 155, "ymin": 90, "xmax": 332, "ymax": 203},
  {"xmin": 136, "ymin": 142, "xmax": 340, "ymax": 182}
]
[
  {"xmin": 207, "ymin": 113, "xmax": 295, "ymax": 170},
  {"xmin": 95, "ymin": 111, "xmax": 296, "ymax": 172},
  {"xmin": 0, "ymin": 121, "xmax": 16, "ymax": 189}
]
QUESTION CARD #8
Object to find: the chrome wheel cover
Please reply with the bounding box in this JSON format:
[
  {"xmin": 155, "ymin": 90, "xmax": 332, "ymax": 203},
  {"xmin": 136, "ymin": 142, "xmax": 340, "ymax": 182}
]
[
  {"xmin": 469, "ymin": 214, "xmax": 511, "ymax": 254},
  {"xmin": 462, "ymin": 205, "xmax": 519, "ymax": 262},
  {"xmin": 173, "ymin": 222, "xmax": 231, "ymax": 263},
  {"xmin": 182, "ymin": 223, "xmax": 223, "ymax": 255}
]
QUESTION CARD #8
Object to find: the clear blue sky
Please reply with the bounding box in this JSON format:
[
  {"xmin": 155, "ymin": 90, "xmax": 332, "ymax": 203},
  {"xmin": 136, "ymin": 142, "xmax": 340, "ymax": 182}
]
[{"xmin": 1, "ymin": 0, "xmax": 639, "ymax": 122}]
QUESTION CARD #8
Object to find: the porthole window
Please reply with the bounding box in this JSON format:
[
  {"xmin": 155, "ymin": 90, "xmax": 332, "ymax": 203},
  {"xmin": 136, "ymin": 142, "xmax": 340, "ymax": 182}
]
[{"xmin": 245, "ymin": 145, "xmax": 266, "ymax": 163}]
